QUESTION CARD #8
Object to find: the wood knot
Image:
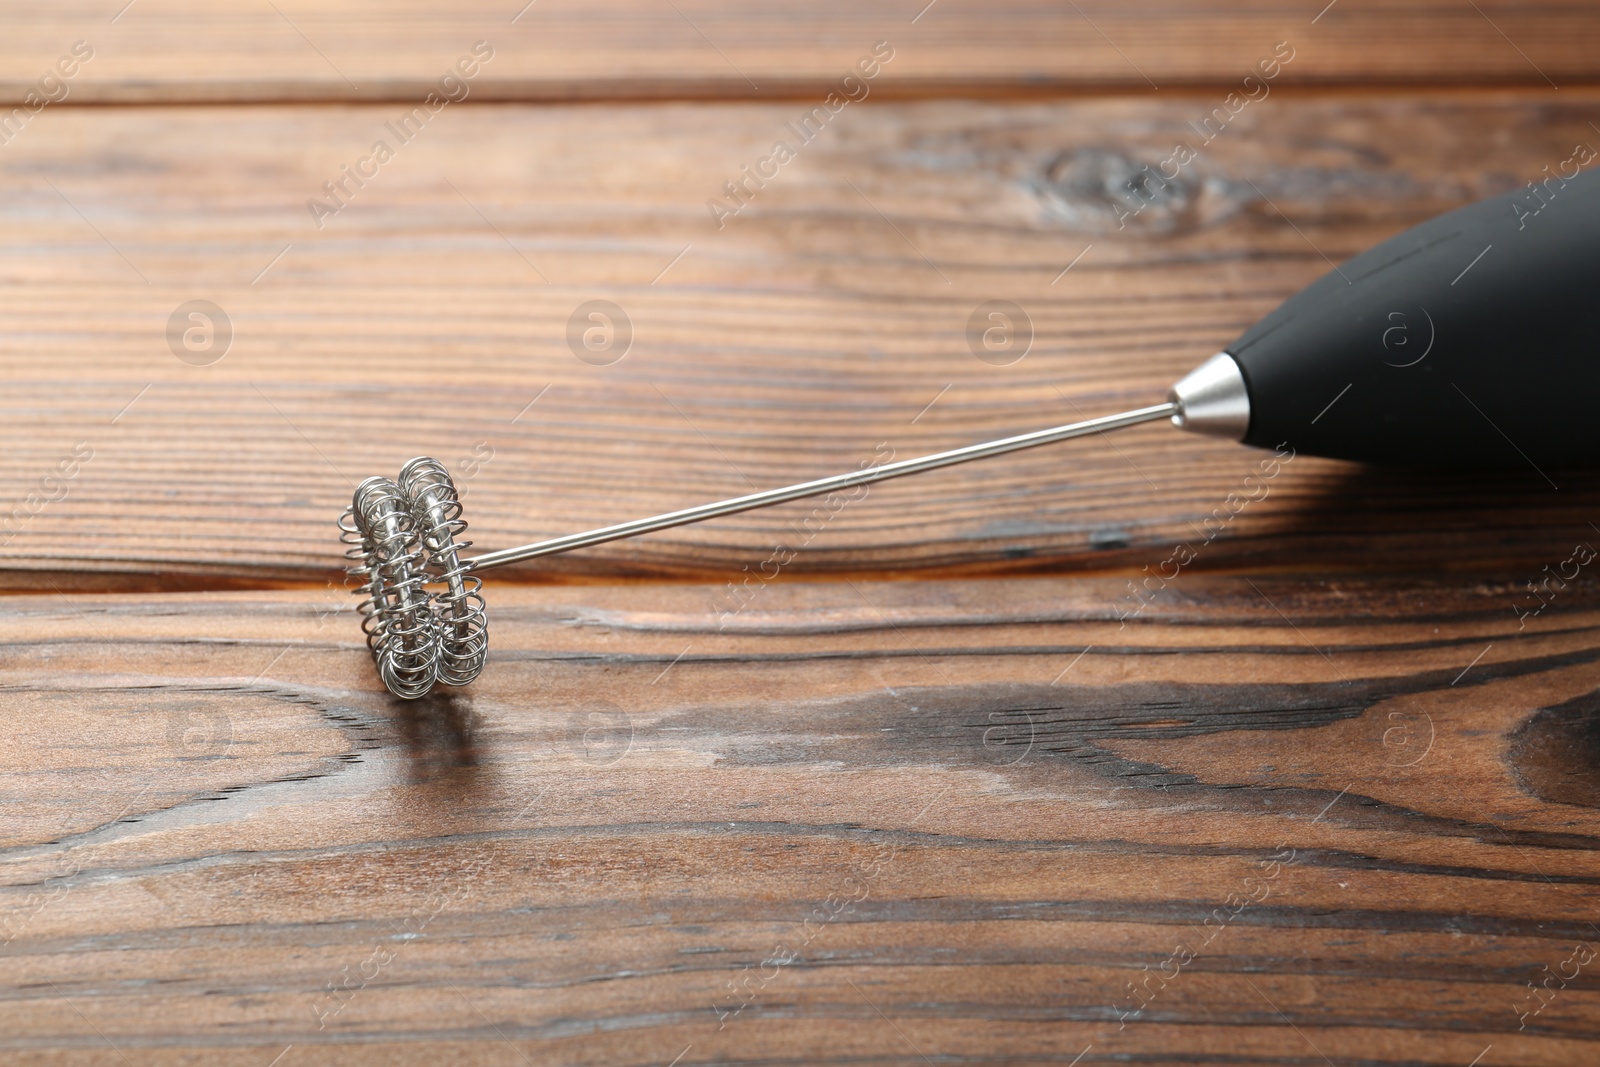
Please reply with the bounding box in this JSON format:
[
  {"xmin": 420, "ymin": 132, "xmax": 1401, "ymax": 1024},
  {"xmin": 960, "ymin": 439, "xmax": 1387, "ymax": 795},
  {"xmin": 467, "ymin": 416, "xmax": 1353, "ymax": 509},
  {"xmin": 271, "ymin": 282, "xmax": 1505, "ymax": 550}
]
[
  {"xmin": 1509, "ymin": 690, "xmax": 1600, "ymax": 809},
  {"xmin": 1035, "ymin": 147, "xmax": 1198, "ymax": 234}
]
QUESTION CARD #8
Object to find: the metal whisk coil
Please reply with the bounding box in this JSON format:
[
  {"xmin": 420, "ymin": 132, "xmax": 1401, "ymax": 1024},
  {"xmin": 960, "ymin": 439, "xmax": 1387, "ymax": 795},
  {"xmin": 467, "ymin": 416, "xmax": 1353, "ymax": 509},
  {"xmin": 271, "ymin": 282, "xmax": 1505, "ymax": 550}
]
[{"xmin": 340, "ymin": 457, "xmax": 487, "ymax": 700}]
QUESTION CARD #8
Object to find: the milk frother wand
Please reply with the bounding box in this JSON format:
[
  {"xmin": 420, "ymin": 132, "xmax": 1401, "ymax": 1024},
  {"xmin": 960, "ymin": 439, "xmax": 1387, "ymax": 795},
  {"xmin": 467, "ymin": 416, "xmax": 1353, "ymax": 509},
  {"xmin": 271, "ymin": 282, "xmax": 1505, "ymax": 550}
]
[{"xmin": 343, "ymin": 170, "xmax": 1600, "ymax": 698}]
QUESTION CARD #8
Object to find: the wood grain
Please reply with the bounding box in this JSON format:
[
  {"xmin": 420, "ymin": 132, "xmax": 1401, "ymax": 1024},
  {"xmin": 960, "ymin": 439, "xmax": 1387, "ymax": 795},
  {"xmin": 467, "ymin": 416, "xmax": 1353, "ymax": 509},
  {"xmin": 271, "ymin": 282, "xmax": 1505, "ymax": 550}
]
[
  {"xmin": 2, "ymin": 91, "xmax": 1600, "ymax": 587},
  {"xmin": 2, "ymin": 573, "xmax": 1598, "ymax": 1063},
  {"xmin": 7, "ymin": 4, "xmax": 1599, "ymax": 1061},
  {"xmin": 1, "ymin": 0, "xmax": 1596, "ymax": 105}
]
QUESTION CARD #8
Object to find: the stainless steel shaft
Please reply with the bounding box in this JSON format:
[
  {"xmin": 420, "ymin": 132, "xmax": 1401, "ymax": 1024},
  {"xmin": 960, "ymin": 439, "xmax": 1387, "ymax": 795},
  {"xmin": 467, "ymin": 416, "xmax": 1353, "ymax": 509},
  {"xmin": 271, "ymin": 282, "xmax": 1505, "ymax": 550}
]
[{"xmin": 466, "ymin": 401, "xmax": 1177, "ymax": 571}]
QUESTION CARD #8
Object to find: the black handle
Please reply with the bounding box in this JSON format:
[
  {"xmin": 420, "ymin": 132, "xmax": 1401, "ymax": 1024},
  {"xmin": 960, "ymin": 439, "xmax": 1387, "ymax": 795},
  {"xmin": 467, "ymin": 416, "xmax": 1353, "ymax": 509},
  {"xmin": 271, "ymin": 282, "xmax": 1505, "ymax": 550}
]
[{"xmin": 1228, "ymin": 164, "xmax": 1600, "ymax": 467}]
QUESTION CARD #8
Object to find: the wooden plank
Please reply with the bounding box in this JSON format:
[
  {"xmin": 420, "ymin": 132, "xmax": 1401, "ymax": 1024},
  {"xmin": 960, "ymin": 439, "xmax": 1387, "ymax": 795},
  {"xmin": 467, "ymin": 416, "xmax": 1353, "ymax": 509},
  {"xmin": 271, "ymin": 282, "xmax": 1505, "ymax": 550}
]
[
  {"xmin": 1, "ymin": 573, "xmax": 1597, "ymax": 1062},
  {"xmin": 2, "ymin": 90, "xmax": 1598, "ymax": 586},
  {"xmin": 0, "ymin": 0, "xmax": 1595, "ymax": 105}
]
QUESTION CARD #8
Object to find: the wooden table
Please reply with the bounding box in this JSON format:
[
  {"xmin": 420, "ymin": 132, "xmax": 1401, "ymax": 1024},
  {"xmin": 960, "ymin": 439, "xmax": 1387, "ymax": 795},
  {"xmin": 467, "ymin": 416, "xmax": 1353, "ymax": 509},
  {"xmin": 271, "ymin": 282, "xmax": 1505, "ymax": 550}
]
[{"xmin": 3, "ymin": 3, "xmax": 1598, "ymax": 1063}]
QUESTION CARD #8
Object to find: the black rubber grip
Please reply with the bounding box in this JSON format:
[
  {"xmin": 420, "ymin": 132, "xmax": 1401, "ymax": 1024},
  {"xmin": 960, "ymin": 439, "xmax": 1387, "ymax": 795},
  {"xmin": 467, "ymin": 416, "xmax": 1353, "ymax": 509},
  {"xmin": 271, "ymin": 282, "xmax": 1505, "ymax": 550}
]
[{"xmin": 1227, "ymin": 165, "xmax": 1600, "ymax": 467}]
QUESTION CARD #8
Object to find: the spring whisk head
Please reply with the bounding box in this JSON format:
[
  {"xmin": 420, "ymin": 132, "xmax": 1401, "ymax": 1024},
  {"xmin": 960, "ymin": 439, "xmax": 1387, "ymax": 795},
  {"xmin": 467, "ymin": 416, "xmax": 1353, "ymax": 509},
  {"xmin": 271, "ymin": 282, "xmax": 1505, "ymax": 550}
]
[{"xmin": 339, "ymin": 457, "xmax": 488, "ymax": 699}]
